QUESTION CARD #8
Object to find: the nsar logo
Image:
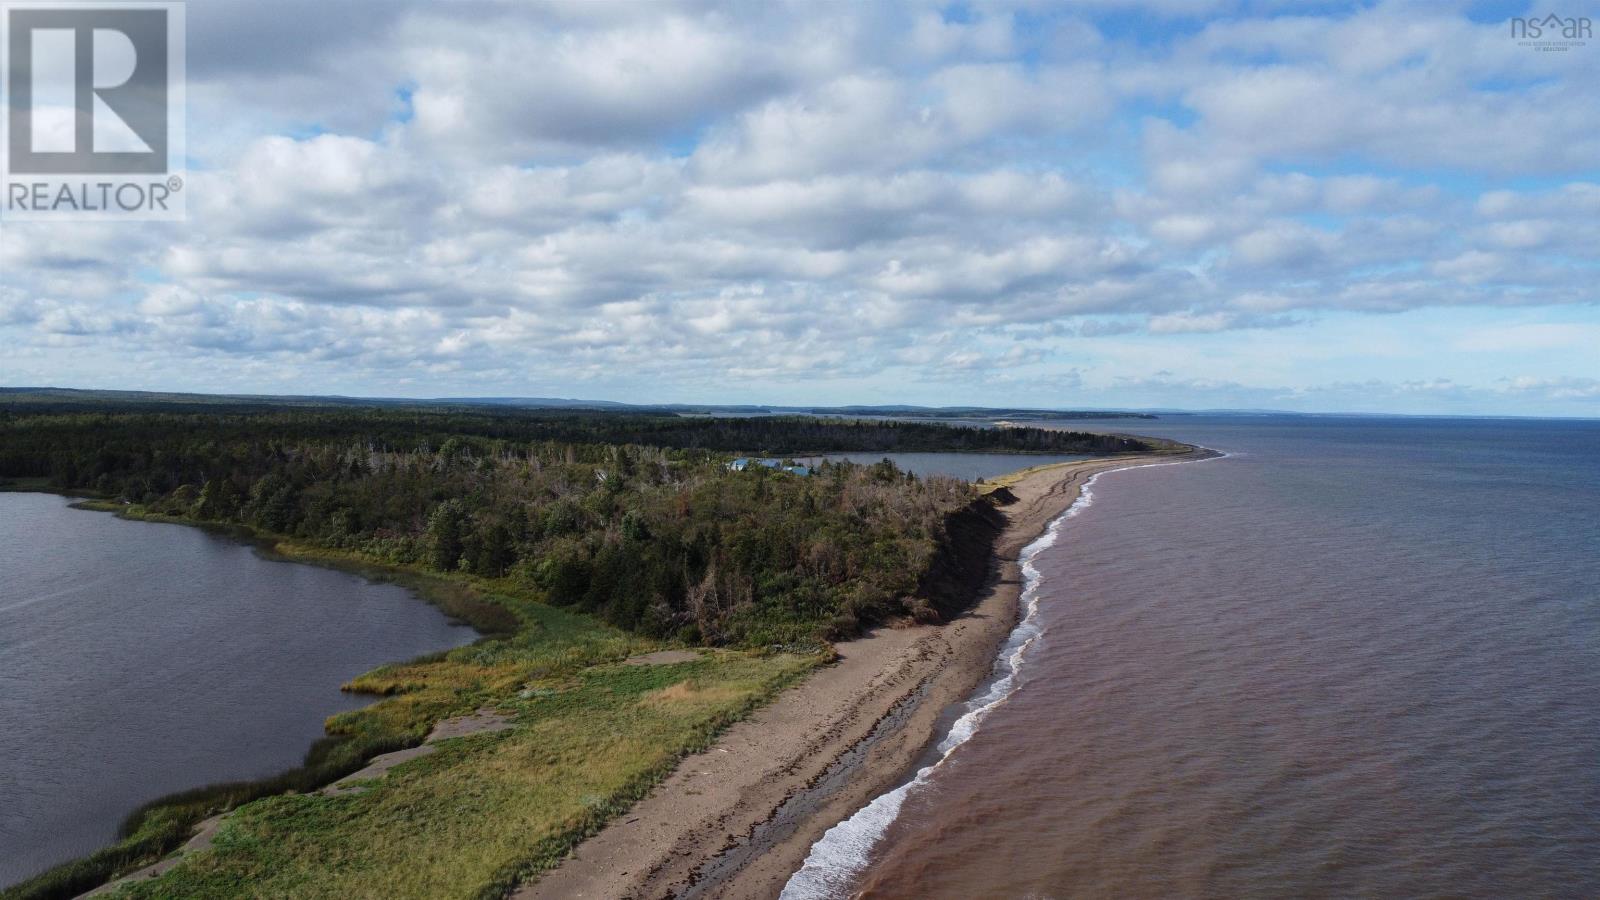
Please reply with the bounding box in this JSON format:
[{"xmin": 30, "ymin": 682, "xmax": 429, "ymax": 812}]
[{"xmin": 1510, "ymin": 13, "xmax": 1592, "ymax": 51}]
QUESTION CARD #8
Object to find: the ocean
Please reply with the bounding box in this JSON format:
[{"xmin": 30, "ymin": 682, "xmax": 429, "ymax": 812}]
[{"xmin": 785, "ymin": 415, "xmax": 1600, "ymax": 898}]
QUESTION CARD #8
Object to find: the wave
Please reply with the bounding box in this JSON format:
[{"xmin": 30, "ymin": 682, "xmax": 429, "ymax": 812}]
[{"xmin": 779, "ymin": 452, "xmax": 1225, "ymax": 900}]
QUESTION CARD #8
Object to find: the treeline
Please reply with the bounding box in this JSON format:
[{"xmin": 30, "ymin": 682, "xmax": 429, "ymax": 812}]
[
  {"xmin": 0, "ymin": 405, "xmax": 1147, "ymax": 462},
  {"xmin": 620, "ymin": 415, "xmax": 1149, "ymax": 452},
  {"xmin": 0, "ymin": 407, "xmax": 1145, "ymax": 644}
]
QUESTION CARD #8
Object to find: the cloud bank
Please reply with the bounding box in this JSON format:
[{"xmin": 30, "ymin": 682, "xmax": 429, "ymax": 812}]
[{"xmin": 2, "ymin": 0, "xmax": 1596, "ymax": 414}]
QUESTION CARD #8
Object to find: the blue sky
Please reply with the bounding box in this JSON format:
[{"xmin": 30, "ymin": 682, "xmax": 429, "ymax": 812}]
[{"xmin": 1, "ymin": 0, "xmax": 1597, "ymax": 415}]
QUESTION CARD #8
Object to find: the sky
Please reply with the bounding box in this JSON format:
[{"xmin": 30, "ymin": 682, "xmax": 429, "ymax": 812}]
[{"xmin": 1, "ymin": 0, "xmax": 1597, "ymax": 416}]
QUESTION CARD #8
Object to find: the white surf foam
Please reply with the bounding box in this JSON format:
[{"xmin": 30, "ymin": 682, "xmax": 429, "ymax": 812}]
[{"xmin": 779, "ymin": 452, "xmax": 1226, "ymax": 900}]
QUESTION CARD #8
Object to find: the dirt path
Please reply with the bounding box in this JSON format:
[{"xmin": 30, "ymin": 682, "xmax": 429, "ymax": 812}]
[{"xmin": 78, "ymin": 707, "xmax": 519, "ymax": 897}]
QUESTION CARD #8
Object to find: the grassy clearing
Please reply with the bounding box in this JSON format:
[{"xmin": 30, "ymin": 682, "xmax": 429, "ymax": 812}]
[
  {"xmin": 115, "ymin": 650, "xmax": 816, "ymax": 900},
  {"xmin": 2, "ymin": 512, "xmax": 821, "ymax": 900}
]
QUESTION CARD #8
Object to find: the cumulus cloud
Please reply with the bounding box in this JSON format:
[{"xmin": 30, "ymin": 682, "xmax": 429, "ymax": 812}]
[
  {"xmin": 0, "ymin": 0, "xmax": 1596, "ymax": 412},
  {"xmin": 1503, "ymin": 376, "xmax": 1600, "ymax": 401}
]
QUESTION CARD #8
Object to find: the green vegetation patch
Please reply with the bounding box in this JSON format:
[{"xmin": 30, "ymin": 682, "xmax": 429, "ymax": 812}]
[
  {"xmin": 3, "ymin": 560, "xmax": 818, "ymax": 900},
  {"xmin": 109, "ymin": 650, "xmax": 815, "ymax": 900}
]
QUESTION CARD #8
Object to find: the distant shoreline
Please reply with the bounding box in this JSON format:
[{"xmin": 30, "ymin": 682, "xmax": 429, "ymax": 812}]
[{"xmin": 520, "ymin": 444, "xmax": 1214, "ymax": 898}]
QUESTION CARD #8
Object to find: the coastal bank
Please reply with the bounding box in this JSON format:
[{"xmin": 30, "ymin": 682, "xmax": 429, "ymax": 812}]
[{"xmin": 518, "ymin": 449, "xmax": 1212, "ymax": 899}]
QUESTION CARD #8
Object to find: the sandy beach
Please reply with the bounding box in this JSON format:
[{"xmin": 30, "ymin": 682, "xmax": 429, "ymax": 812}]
[{"xmin": 516, "ymin": 452, "xmax": 1203, "ymax": 899}]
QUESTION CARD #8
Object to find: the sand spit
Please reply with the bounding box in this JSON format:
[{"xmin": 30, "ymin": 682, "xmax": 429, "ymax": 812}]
[{"xmin": 517, "ymin": 451, "xmax": 1209, "ymax": 899}]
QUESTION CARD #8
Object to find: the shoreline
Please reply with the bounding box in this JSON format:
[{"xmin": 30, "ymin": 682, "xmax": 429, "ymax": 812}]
[
  {"xmin": 0, "ymin": 490, "xmax": 499, "ymax": 898},
  {"xmin": 518, "ymin": 448, "xmax": 1214, "ymax": 899},
  {"xmin": 0, "ymin": 491, "xmax": 522, "ymax": 899},
  {"xmin": 11, "ymin": 482, "xmax": 824, "ymax": 900}
]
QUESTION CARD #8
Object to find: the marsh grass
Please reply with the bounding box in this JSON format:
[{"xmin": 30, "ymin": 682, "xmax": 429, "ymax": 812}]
[
  {"xmin": 1, "ymin": 511, "xmax": 820, "ymax": 900},
  {"xmin": 113, "ymin": 652, "xmax": 816, "ymax": 900}
]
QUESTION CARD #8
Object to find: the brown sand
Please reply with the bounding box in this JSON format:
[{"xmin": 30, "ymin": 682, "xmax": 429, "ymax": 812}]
[{"xmin": 516, "ymin": 453, "xmax": 1197, "ymax": 900}]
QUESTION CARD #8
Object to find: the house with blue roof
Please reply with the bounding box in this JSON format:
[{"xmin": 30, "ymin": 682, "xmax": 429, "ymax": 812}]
[{"xmin": 725, "ymin": 457, "xmax": 812, "ymax": 476}]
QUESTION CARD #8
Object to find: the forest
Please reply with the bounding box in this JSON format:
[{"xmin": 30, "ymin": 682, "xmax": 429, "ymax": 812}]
[{"xmin": 0, "ymin": 404, "xmax": 1150, "ymax": 644}]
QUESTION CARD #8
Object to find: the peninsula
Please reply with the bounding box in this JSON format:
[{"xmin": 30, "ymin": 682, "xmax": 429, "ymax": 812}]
[{"xmin": 0, "ymin": 398, "xmax": 1187, "ymax": 899}]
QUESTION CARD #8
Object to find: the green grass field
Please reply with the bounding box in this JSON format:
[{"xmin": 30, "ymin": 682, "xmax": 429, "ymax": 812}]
[
  {"xmin": 4, "ymin": 528, "xmax": 820, "ymax": 900},
  {"xmin": 119, "ymin": 647, "xmax": 815, "ymax": 899}
]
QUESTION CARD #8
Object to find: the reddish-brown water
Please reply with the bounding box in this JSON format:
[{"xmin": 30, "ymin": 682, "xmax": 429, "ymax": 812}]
[{"xmin": 786, "ymin": 416, "xmax": 1600, "ymax": 899}]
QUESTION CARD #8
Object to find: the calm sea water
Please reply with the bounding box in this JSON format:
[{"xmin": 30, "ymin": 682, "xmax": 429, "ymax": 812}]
[
  {"xmin": 0, "ymin": 494, "xmax": 477, "ymax": 888},
  {"xmin": 787, "ymin": 416, "xmax": 1600, "ymax": 899}
]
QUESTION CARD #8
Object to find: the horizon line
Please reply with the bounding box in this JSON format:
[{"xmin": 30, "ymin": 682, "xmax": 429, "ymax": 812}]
[{"xmin": 3, "ymin": 385, "xmax": 1597, "ymax": 423}]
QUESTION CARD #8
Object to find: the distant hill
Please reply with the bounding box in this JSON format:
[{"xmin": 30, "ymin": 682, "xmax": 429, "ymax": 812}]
[
  {"xmin": 0, "ymin": 388, "xmax": 1158, "ymax": 420},
  {"xmin": 434, "ymin": 396, "xmax": 636, "ymax": 409},
  {"xmin": 0, "ymin": 387, "xmax": 391, "ymax": 408},
  {"xmin": 785, "ymin": 405, "xmax": 1155, "ymax": 420}
]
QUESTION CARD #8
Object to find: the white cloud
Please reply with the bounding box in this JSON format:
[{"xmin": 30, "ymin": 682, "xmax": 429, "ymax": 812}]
[
  {"xmin": 1504, "ymin": 376, "xmax": 1600, "ymax": 400},
  {"xmin": 1, "ymin": 0, "xmax": 1597, "ymax": 414}
]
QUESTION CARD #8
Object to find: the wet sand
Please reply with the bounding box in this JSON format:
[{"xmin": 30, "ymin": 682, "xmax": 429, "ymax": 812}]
[{"xmin": 516, "ymin": 453, "xmax": 1201, "ymax": 899}]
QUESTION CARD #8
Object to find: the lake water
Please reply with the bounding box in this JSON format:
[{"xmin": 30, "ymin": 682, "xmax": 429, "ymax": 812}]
[
  {"xmin": 786, "ymin": 415, "xmax": 1600, "ymax": 899},
  {"xmin": 0, "ymin": 494, "xmax": 477, "ymax": 888},
  {"xmin": 798, "ymin": 452, "xmax": 1092, "ymax": 482}
]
